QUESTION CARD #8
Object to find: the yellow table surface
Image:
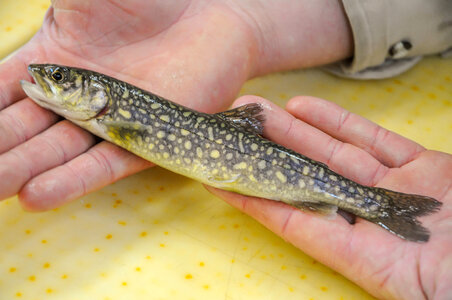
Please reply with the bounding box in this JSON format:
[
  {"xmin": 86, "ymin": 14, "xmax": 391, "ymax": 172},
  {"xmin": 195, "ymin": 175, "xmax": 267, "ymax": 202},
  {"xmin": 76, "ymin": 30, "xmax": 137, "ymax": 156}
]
[{"xmin": 1, "ymin": 1, "xmax": 451, "ymax": 299}]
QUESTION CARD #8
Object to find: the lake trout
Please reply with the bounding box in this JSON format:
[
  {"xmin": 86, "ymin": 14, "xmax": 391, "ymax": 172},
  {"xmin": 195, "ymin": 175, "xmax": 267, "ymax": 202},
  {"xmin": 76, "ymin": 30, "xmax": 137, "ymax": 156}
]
[{"xmin": 20, "ymin": 64, "xmax": 441, "ymax": 242}]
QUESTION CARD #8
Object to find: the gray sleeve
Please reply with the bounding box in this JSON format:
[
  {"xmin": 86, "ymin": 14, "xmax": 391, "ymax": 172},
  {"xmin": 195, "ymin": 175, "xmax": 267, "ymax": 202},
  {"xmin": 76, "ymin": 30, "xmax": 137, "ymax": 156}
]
[{"xmin": 328, "ymin": 0, "xmax": 452, "ymax": 79}]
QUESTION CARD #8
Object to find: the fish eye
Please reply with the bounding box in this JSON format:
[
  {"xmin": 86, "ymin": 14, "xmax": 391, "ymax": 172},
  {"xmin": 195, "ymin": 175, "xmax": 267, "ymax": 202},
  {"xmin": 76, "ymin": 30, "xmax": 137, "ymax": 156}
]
[{"xmin": 51, "ymin": 69, "xmax": 65, "ymax": 82}]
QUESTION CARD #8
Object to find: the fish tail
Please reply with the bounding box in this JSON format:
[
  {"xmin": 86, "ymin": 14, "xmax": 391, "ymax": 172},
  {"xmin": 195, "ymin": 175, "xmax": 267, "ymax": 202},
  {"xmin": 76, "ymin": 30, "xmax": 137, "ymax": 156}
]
[{"xmin": 371, "ymin": 188, "xmax": 442, "ymax": 242}]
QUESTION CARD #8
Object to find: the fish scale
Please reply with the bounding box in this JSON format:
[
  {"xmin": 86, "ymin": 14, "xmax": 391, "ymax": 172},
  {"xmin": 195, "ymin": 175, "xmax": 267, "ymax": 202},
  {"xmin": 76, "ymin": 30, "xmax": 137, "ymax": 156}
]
[{"xmin": 21, "ymin": 64, "xmax": 442, "ymax": 242}]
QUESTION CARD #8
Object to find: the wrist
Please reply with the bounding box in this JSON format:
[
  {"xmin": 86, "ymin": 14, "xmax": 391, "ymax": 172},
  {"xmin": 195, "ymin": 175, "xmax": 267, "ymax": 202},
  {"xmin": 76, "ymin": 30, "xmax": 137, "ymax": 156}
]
[{"xmin": 229, "ymin": 0, "xmax": 354, "ymax": 77}]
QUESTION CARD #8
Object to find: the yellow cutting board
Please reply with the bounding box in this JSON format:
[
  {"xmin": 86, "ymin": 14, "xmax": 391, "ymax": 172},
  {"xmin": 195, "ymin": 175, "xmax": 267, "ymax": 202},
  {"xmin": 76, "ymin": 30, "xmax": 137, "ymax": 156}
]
[{"xmin": 1, "ymin": 1, "xmax": 451, "ymax": 299}]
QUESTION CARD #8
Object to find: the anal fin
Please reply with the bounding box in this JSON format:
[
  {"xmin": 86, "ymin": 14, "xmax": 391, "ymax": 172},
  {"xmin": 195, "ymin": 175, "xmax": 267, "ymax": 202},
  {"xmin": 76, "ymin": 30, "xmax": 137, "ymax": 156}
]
[{"xmin": 292, "ymin": 201, "xmax": 338, "ymax": 217}]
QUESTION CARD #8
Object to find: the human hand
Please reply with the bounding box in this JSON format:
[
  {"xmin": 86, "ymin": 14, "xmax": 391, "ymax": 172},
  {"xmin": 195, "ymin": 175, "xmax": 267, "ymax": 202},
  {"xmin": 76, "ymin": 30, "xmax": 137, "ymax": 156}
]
[
  {"xmin": 0, "ymin": 0, "xmax": 351, "ymax": 210},
  {"xmin": 207, "ymin": 96, "xmax": 452, "ymax": 300}
]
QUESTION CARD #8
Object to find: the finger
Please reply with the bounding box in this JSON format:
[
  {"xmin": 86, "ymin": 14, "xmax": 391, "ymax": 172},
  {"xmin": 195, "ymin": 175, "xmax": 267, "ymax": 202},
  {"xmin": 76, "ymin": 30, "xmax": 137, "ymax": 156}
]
[
  {"xmin": 286, "ymin": 96, "xmax": 425, "ymax": 167},
  {"xmin": 19, "ymin": 141, "xmax": 153, "ymax": 211},
  {"xmin": 0, "ymin": 98, "xmax": 59, "ymax": 153},
  {"xmin": 0, "ymin": 120, "xmax": 95, "ymax": 200},
  {"xmin": 205, "ymin": 186, "xmax": 402, "ymax": 299},
  {"xmin": 233, "ymin": 96, "xmax": 388, "ymax": 185}
]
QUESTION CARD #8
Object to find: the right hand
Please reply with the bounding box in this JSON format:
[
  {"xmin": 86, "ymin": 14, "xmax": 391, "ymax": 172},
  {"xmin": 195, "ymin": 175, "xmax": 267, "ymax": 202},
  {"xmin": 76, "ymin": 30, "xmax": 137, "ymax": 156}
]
[{"xmin": 0, "ymin": 0, "xmax": 352, "ymax": 210}]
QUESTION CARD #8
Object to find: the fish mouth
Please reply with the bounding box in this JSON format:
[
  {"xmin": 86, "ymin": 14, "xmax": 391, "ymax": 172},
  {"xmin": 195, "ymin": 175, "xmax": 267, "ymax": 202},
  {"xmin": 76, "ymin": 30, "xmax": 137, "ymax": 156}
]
[{"xmin": 20, "ymin": 68, "xmax": 56, "ymax": 108}]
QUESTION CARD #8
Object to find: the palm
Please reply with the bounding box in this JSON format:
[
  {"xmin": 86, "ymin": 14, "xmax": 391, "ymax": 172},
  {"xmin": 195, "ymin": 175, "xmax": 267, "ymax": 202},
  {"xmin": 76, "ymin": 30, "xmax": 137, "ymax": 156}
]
[
  {"xmin": 209, "ymin": 96, "xmax": 452, "ymax": 300},
  {"xmin": 0, "ymin": 0, "xmax": 253, "ymax": 208}
]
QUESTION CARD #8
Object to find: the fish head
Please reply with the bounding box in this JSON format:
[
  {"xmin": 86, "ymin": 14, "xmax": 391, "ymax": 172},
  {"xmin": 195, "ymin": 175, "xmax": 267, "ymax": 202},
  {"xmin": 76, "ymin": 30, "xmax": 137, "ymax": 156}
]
[{"xmin": 21, "ymin": 64, "xmax": 109, "ymax": 121}]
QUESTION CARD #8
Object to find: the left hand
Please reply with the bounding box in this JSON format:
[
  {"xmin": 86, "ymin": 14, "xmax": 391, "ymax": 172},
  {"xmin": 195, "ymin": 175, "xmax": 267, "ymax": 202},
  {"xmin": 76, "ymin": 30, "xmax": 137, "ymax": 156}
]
[
  {"xmin": 207, "ymin": 95, "xmax": 452, "ymax": 300},
  {"xmin": 0, "ymin": 0, "xmax": 352, "ymax": 210}
]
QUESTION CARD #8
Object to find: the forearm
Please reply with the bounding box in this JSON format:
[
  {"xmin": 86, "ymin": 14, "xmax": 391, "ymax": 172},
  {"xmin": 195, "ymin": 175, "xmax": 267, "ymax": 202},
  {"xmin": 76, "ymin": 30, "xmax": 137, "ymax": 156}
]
[{"xmin": 230, "ymin": 0, "xmax": 354, "ymax": 76}]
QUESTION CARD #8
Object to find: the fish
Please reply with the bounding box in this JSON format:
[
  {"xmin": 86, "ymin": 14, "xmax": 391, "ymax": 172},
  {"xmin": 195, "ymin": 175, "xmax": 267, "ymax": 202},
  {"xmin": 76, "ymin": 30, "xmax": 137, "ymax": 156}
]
[{"xmin": 20, "ymin": 64, "xmax": 442, "ymax": 242}]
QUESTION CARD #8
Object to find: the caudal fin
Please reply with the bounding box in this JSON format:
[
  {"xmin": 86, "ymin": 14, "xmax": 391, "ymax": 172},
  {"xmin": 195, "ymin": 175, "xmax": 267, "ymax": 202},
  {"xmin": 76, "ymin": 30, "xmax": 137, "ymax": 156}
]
[{"xmin": 371, "ymin": 188, "xmax": 442, "ymax": 242}]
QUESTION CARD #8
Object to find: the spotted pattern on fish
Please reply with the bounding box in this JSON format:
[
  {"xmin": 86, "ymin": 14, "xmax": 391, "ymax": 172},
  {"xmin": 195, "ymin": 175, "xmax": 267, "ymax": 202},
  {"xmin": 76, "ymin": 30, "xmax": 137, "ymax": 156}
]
[{"xmin": 21, "ymin": 64, "xmax": 442, "ymax": 242}]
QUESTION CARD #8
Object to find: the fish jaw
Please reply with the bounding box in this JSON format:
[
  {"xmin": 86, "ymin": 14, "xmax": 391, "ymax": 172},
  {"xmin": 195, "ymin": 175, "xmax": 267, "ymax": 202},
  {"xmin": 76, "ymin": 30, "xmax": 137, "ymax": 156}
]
[
  {"xmin": 20, "ymin": 66, "xmax": 103, "ymax": 121},
  {"xmin": 21, "ymin": 79, "xmax": 89, "ymax": 121}
]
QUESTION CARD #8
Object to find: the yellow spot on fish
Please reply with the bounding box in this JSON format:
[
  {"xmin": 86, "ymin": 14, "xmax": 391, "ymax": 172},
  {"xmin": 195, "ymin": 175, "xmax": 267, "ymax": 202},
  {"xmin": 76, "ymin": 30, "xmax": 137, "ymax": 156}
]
[
  {"xmin": 183, "ymin": 111, "xmax": 192, "ymax": 117},
  {"xmin": 168, "ymin": 134, "xmax": 176, "ymax": 141},
  {"xmin": 156, "ymin": 131, "xmax": 165, "ymax": 139},
  {"xmin": 346, "ymin": 197, "xmax": 355, "ymax": 203},
  {"xmin": 180, "ymin": 129, "xmax": 190, "ymax": 136},
  {"xmin": 233, "ymin": 162, "xmax": 247, "ymax": 170},
  {"xmin": 196, "ymin": 147, "xmax": 203, "ymax": 158},
  {"xmin": 184, "ymin": 140, "xmax": 192, "ymax": 150},
  {"xmin": 251, "ymin": 143, "xmax": 258, "ymax": 151},
  {"xmin": 122, "ymin": 89, "xmax": 129, "ymax": 98},
  {"xmin": 329, "ymin": 175, "xmax": 337, "ymax": 181},
  {"xmin": 225, "ymin": 134, "xmax": 232, "ymax": 141},
  {"xmin": 279, "ymin": 152, "xmax": 286, "ymax": 159},
  {"xmin": 160, "ymin": 115, "xmax": 170, "ymax": 122},
  {"xmin": 149, "ymin": 144, "xmax": 155, "ymax": 150},
  {"xmin": 118, "ymin": 109, "xmax": 131, "ymax": 119},
  {"xmin": 208, "ymin": 127, "xmax": 214, "ymax": 139},
  {"xmin": 299, "ymin": 180, "xmax": 306, "ymax": 188},
  {"xmin": 210, "ymin": 150, "xmax": 220, "ymax": 158},
  {"xmin": 163, "ymin": 152, "xmax": 170, "ymax": 159},
  {"xmin": 226, "ymin": 153, "xmax": 233, "ymax": 160},
  {"xmin": 318, "ymin": 168, "xmax": 324, "ymax": 178},
  {"xmin": 275, "ymin": 171, "xmax": 287, "ymax": 183},
  {"xmin": 348, "ymin": 187, "xmax": 355, "ymax": 193},
  {"xmin": 249, "ymin": 175, "xmax": 257, "ymax": 182},
  {"xmin": 151, "ymin": 103, "xmax": 160, "ymax": 109},
  {"xmin": 302, "ymin": 166, "xmax": 310, "ymax": 175},
  {"xmin": 258, "ymin": 160, "xmax": 266, "ymax": 169},
  {"xmin": 266, "ymin": 147, "xmax": 273, "ymax": 155}
]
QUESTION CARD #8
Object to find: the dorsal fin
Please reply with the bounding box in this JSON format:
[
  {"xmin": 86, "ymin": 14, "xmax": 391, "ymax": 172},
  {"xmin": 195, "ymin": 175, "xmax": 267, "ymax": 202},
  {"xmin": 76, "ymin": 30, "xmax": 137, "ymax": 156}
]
[{"xmin": 215, "ymin": 103, "xmax": 265, "ymax": 135}]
